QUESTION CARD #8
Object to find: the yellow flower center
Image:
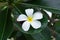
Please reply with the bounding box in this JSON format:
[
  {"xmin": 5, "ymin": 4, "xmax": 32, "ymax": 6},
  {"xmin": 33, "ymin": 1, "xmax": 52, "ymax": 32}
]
[{"xmin": 27, "ymin": 16, "xmax": 33, "ymax": 22}]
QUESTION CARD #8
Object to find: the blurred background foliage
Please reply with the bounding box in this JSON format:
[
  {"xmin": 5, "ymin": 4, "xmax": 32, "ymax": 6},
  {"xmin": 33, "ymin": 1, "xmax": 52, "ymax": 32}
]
[{"xmin": 0, "ymin": 0, "xmax": 60, "ymax": 40}]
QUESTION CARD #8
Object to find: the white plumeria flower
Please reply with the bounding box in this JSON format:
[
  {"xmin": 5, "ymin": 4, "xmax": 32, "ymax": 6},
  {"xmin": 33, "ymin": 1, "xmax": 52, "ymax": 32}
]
[{"xmin": 17, "ymin": 9, "xmax": 43, "ymax": 31}]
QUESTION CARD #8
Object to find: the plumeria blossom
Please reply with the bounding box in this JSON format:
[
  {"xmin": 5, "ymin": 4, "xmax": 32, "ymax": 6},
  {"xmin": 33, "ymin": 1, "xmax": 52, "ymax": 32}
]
[{"xmin": 17, "ymin": 9, "xmax": 43, "ymax": 31}]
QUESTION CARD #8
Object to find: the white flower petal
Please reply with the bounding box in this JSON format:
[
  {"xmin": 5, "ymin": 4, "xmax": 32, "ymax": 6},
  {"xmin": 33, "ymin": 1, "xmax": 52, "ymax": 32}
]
[
  {"xmin": 7, "ymin": 39, "xmax": 10, "ymax": 40},
  {"xmin": 17, "ymin": 14, "xmax": 27, "ymax": 21},
  {"xmin": 31, "ymin": 21, "xmax": 41, "ymax": 29},
  {"xmin": 44, "ymin": 10, "xmax": 52, "ymax": 18},
  {"xmin": 25, "ymin": 9, "xmax": 34, "ymax": 16},
  {"xmin": 33, "ymin": 12, "xmax": 43, "ymax": 20},
  {"xmin": 22, "ymin": 21, "xmax": 30, "ymax": 31}
]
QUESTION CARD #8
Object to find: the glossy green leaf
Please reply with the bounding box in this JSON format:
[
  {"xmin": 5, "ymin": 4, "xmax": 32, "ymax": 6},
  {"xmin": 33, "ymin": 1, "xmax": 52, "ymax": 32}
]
[
  {"xmin": 28, "ymin": 0, "xmax": 60, "ymax": 9},
  {"xmin": 24, "ymin": 27, "xmax": 51, "ymax": 40},
  {"xmin": 0, "ymin": 7, "xmax": 13, "ymax": 40},
  {"xmin": 12, "ymin": 30, "xmax": 27, "ymax": 40},
  {"xmin": 56, "ymin": 33, "xmax": 60, "ymax": 40},
  {"xmin": 53, "ymin": 21, "xmax": 60, "ymax": 34},
  {"xmin": 0, "ymin": 0, "xmax": 7, "ymax": 2},
  {"xmin": 0, "ymin": 6, "xmax": 7, "ymax": 40},
  {"xmin": 19, "ymin": 3, "xmax": 60, "ymax": 14},
  {"xmin": 0, "ymin": 2, "xmax": 7, "ymax": 10},
  {"xmin": 25, "ymin": 0, "xmax": 60, "ymax": 14},
  {"xmin": 16, "ymin": 33, "xmax": 27, "ymax": 40}
]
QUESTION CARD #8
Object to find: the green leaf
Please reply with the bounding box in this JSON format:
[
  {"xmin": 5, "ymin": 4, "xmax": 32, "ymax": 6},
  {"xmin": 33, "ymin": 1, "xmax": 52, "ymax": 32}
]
[
  {"xmin": 27, "ymin": 0, "xmax": 60, "ymax": 9},
  {"xmin": 26, "ymin": 0, "xmax": 60, "ymax": 14},
  {"xmin": 19, "ymin": 3, "xmax": 60, "ymax": 14},
  {"xmin": 0, "ymin": 0, "xmax": 7, "ymax": 2},
  {"xmin": 0, "ymin": 7, "xmax": 13, "ymax": 40},
  {"xmin": 24, "ymin": 27, "xmax": 51, "ymax": 40},
  {"xmin": 0, "ymin": 2, "xmax": 7, "ymax": 10},
  {"xmin": 53, "ymin": 21, "xmax": 60, "ymax": 34},
  {"xmin": 56, "ymin": 33, "xmax": 60, "ymax": 40},
  {"xmin": 0, "ymin": 6, "xmax": 7, "ymax": 40},
  {"xmin": 16, "ymin": 31, "xmax": 26, "ymax": 40}
]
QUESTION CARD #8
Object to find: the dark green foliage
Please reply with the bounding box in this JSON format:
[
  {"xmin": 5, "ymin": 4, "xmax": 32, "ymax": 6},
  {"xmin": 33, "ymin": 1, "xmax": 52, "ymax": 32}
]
[{"xmin": 0, "ymin": 0, "xmax": 60, "ymax": 40}]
